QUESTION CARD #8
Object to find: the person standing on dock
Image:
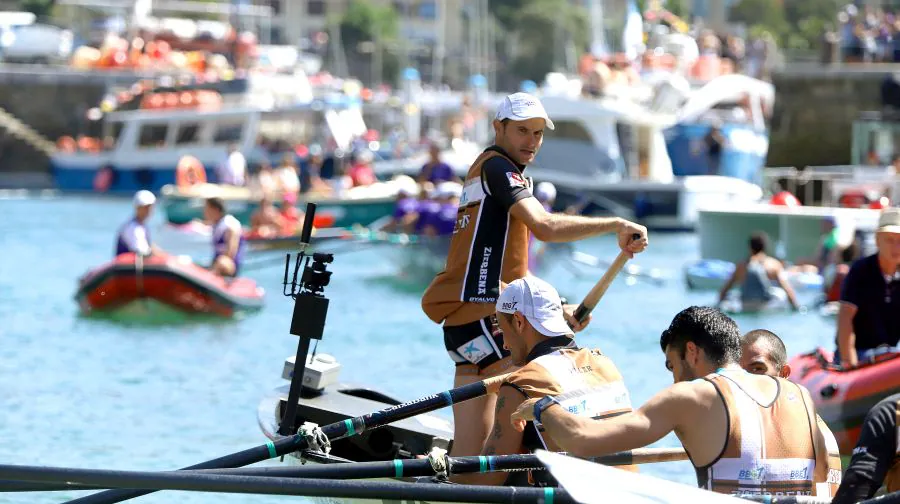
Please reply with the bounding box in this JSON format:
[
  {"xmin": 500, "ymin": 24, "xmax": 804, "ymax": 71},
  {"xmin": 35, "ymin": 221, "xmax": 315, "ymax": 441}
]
[
  {"xmin": 421, "ymin": 92, "xmax": 648, "ymax": 458},
  {"xmin": 452, "ymin": 276, "xmax": 636, "ymax": 486},
  {"xmin": 511, "ymin": 306, "xmax": 835, "ymax": 497},
  {"xmin": 740, "ymin": 329, "xmax": 842, "ymax": 497},
  {"xmin": 115, "ymin": 190, "xmax": 164, "ymax": 257},
  {"xmin": 203, "ymin": 197, "xmax": 245, "ymax": 278},
  {"xmin": 836, "ymin": 208, "xmax": 900, "ymax": 367},
  {"xmin": 832, "ymin": 392, "xmax": 900, "ymax": 503}
]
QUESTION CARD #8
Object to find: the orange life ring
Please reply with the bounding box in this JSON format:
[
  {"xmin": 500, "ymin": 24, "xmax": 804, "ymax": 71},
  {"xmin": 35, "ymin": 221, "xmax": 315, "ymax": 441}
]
[
  {"xmin": 175, "ymin": 156, "xmax": 206, "ymax": 188},
  {"xmin": 93, "ymin": 166, "xmax": 113, "ymax": 192}
]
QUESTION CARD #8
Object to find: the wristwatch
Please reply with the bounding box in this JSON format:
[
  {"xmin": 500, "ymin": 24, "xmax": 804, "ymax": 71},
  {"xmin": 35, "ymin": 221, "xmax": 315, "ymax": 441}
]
[{"xmin": 532, "ymin": 396, "xmax": 561, "ymax": 428}]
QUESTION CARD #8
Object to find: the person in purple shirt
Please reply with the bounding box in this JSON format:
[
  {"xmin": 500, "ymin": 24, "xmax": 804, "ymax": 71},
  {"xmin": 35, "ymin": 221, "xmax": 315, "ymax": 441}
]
[
  {"xmin": 418, "ymin": 143, "xmax": 461, "ymax": 184},
  {"xmin": 383, "ymin": 186, "xmax": 420, "ymax": 233},
  {"xmin": 414, "ymin": 187, "xmax": 443, "ymax": 235},
  {"xmin": 424, "ymin": 183, "xmax": 462, "ymax": 236}
]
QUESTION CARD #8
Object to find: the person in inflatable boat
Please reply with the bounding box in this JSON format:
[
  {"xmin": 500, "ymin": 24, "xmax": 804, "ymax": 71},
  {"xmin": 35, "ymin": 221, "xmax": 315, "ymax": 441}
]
[
  {"xmin": 203, "ymin": 197, "xmax": 245, "ymax": 278},
  {"xmin": 115, "ymin": 190, "xmax": 165, "ymax": 257},
  {"xmin": 836, "ymin": 208, "xmax": 900, "ymax": 368}
]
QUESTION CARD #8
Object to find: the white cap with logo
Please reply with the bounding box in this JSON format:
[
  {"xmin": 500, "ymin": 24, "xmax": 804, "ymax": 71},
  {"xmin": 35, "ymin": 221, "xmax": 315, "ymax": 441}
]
[
  {"xmin": 878, "ymin": 208, "xmax": 900, "ymax": 234},
  {"xmin": 133, "ymin": 190, "xmax": 156, "ymax": 207},
  {"xmin": 496, "ymin": 276, "xmax": 572, "ymax": 337},
  {"xmin": 496, "ymin": 92, "xmax": 555, "ymax": 130}
]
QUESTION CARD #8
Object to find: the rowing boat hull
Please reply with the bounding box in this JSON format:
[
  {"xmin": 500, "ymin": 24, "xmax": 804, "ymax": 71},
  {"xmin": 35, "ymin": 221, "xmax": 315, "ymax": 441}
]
[{"xmin": 257, "ymin": 383, "xmax": 460, "ymax": 504}]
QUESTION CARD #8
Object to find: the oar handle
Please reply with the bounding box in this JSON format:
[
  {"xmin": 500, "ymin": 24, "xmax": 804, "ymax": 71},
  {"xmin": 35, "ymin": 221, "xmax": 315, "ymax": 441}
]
[
  {"xmin": 481, "ymin": 372, "xmax": 512, "ymax": 395},
  {"xmin": 570, "ymin": 233, "xmax": 641, "ymax": 326}
]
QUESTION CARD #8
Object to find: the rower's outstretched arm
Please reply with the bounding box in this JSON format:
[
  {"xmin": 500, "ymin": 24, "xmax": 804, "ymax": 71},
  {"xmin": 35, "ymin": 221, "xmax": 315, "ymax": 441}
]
[
  {"xmin": 510, "ymin": 198, "xmax": 647, "ymax": 252},
  {"xmin": 717, "ymin": 263, "xmax": 744, "ymax": 305},
  {"xmin": 512, "ymin": 382, "xmax": 692, "ymax": 458}
]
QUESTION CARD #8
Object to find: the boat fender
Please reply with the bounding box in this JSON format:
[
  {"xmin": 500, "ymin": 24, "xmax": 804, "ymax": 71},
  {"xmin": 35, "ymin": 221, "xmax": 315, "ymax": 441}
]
[
  {"xmin": 298, "ymin": 421, "xmax": 331, "ymax": 455},
  {"xmin": 176, "ymin": 155, "xmax": 206, "ymax": 188},
  {"xmin": 93, "ymin": 166, "xmax": 114, "ymax": 193}
]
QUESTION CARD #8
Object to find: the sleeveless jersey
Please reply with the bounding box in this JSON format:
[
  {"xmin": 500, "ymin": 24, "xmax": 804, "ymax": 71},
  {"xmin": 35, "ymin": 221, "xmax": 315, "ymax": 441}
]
[
  {"xmin": 212, "ymin": 215, "xmax": 246, "ymax": 270},
  {"xmin": 422, "ymin": 148, "xmax": 531, "ymax": 327},
  {"xmin": 503, "ymin": 339, "xmax": 637, "ymax": 485},
  {"xmin": 695, "ymin": 371, "xmax": 828, "ymax": 496},
  {"xmin": 115, "ymin": 219, "xmax": 151, "ymax": 256}
]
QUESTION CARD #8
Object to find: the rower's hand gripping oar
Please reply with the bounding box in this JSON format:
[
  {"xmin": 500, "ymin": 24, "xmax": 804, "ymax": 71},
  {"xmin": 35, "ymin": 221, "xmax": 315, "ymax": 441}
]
[
  {"xmin": 570, "ymin": 233, "xmax": 642, "ymax": 327},
  {"xmin": 63, "ymin": 373, "xmax": 510, "ymax": 504}
]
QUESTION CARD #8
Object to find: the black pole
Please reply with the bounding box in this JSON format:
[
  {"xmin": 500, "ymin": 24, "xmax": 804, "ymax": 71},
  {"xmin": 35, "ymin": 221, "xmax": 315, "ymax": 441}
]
[
  {"xmin": 64, "ymin": 367, "xmax": 502, "ymax": 503},
  {"xmin": 0, "ymin": 464, "xmax": 575, "ymax": 504},
  {"xmin": 279, "ymin": 202, "xmax": 323, "ymax": 436}
]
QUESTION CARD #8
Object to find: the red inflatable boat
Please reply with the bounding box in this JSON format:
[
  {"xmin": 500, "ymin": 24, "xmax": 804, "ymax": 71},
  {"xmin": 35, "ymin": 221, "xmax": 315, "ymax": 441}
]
[
  {"xmin": 789, "ymin": 347, "xmax": 900, "ymax": 454},
  {"xmin": 75, "ymin": 253, "xmax": 265, "ymax": 317}
]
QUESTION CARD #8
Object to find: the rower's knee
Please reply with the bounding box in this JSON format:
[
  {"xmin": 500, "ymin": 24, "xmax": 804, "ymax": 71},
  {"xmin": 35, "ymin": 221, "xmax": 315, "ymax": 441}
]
[{"xmin": 213, "ymin": 256, "xmax": 236, "ymax": 277}]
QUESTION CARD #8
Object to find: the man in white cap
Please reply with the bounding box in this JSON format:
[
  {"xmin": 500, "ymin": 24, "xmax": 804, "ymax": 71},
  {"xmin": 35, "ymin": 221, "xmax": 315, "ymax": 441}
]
[
  {"xmin": 115, "ymin": 190, "xmax": 164, "ymax": 257},
  {"xmin": 422, "ymin": 92, "xmax": 648, "ymax": 457},
  {"xmin": 837, "ymin": 208, "xmax": 900, "ymax": 367},
  {"xmin": 453, "ymin": 276, "xmax": 635, "ymax": 486}
]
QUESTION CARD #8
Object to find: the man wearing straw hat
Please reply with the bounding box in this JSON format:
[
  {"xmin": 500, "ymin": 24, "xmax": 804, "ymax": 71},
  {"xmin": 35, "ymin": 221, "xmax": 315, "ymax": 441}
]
[
  {"xmin": 836, "ymin": 208, "xmax": 900, "ymax": 368},
  {"xmin": 454, "ymin": 276, "xmax": 636, "ymax": 486},
  {"xmin": 512, "ymin": 306, "xmax": 835, "ymax": 497},
  {"xmin": 421, "ymin": 92, "xmax": 648, "ymax": 458}
]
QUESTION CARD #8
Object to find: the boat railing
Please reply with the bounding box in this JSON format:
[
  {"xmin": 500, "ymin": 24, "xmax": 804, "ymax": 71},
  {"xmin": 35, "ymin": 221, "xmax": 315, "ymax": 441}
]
[{"xmin": 763, "ymin": 165, "xmax": 898, "ymax": 207}]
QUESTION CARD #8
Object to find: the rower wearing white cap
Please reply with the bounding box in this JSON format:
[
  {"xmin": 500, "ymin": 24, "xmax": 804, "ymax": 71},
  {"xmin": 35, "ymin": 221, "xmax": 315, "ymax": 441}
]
[
  {"xmin": 422, "ymin": 92, "xmax": 649, "ymax": 458},
  {"xmin": 453, "ymin": 276, "xmax": 636, "ymax": 486},
  {"xmin": 115, "ymin": 190, "xmax": 164, "ymax": 257},
  {"xmin": 424, "ymin": 182, "xmax": 463, "ymax": 237},
  {"xmin": 533, "ymin": 182, "xmax": 557, "ymax": 211}
]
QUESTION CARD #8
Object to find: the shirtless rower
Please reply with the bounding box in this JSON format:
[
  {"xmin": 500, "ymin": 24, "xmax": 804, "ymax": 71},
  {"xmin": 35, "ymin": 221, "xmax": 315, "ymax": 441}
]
[
  {"xmin": 454, "ymin": 276, "xmax": 635, "ymax": 486},
  {"xmin": 511, "ymin": 306, "xmax": 835, "ymax": 497},
  {"xmin": 421, "ymin": 92, "xmax": 648, "ymax": 457},
  {"xmin": 249, "ymin": 195, "xmax": 285, "ymax": 239},
  {"xmin": 741, "ymin": 329, "xmax": 842, "ymax": 497}
]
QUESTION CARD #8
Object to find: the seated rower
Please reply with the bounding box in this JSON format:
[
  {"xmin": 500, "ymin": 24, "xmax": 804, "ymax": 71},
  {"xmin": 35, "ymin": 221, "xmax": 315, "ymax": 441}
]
[
  {"xmin": 116, "ymin": 190, "xmax": 165, "ymax": 257},
  {"xmin": 412, "ymin": 185, "xmax": 441, "ymax": 235},
  {"xmin": 832, "ymin": 392, "xmax": 900, "ymax": 503},
  {"xmin": 249, "ymin": 195, "xmax": 285, "ymax": 239},
  {"xmin": 512, "ymin": 306, "xmax": 836, "ymax": 497},
  {"xmin": 203, "ymin": 197, "xmax": 245, "ymax": 278},
  {"xmin": 453, "ymin": 276, "xmax": 631, "ymax": 486},
  {"xmin": 741, "ymin": 329, "xmax": 842, "ymax": 497},
  {"xmin": 717, "ymin": 232, "xmax": 800, "ymax": 312}
]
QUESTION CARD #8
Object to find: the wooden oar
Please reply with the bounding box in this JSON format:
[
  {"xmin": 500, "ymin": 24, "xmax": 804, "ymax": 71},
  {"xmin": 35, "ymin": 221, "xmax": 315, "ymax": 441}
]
[
  {"xmin": 0, "ymin": 463, "xmax": 577, "ymax": 503},
  {"xmin": 63, "ymin": 373, "xmax": 510, "ymax": 504},
  {"xmin": 0, "ymin": 448, "xmax": 688, "ymax": 492},
  {"xmin": 571, "ymin": 233, "xmax": 641, "ymax": 325}
]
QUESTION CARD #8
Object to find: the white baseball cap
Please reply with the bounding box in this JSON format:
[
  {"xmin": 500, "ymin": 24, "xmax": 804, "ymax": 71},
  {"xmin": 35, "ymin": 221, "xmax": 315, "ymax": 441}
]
[
  {"xmin": 878, "ymin": 208, "xmax": 900, "ymax": 234},
  {"xmin": 496, "ymin": 276, "xmax": 572, "ymax": 337},
  {"xmin": 133, "ymin": 190, "xmax": 156, "ymax": 207},
  {"xmin": 495, "ymin": 92, "xmax": 555, "ymax": 130}
]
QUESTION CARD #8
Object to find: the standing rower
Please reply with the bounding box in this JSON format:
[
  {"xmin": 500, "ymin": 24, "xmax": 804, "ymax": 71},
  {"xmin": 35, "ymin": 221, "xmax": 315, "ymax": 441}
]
[
  {"xmin": 421, "ymin": 92, "xmax": 648, "ymax": 457},
  {"xmin": 511, "ymin": 306, "xmax": 835, "ymax": 497}
]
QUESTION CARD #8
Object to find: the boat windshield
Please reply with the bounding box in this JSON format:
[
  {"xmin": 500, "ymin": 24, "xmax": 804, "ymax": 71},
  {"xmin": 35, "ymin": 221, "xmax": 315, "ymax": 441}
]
[{"xmin": 532, "ymin": 119, "xmax": 622, "ymax": 181}]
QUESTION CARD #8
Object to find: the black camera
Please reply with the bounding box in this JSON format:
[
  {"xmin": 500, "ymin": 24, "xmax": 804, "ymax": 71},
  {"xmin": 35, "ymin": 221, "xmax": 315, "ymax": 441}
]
[{"xmin": 300, "ymin": 252, "xmax": 334, "ymax": 296}]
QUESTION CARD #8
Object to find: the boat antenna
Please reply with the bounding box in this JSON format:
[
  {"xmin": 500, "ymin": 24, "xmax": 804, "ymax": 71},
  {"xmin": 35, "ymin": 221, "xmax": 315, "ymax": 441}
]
[{"xmin": 278, "ymin": 202, "xmax": 334, "ymax": 436}]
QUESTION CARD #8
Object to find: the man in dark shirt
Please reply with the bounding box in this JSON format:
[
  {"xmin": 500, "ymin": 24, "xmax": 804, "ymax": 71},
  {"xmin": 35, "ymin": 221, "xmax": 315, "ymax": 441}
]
[
  {"xmin": 837, "ymin": 208, "xmax": 900, "ymax": 367},
  {"xmin": 832, "ymin": 393, "xmax": 900, "ymax": 503},
  {"xmin": 418, "ymin": 142, "xmax": 461, "ymax": 184}
]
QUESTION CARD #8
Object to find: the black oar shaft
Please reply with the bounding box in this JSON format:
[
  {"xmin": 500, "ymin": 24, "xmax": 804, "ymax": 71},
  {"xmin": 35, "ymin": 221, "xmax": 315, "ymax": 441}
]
[
  {"xmin": 65, "ymin": 376, "xmax": 498, "ymax": 504},
  {"xmin": 1, "ymin": 464, "xmax": 575, "ymax": 504}
]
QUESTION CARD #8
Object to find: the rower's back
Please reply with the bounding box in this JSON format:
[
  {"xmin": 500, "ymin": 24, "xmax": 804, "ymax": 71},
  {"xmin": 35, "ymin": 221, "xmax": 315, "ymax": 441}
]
[
  {"xmin": 696, "ymin": 368, "xmax": 825, "ymax": 496},
  {"xmin": 503, "ymin": 341, "xmax": 638, "ymax": 485}
]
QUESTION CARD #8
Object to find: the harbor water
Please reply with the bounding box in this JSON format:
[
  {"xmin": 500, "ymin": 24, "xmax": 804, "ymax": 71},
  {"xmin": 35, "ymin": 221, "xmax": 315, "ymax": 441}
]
[{"xmin": 0, "ymin": 194, "xmax": 838, "ymax": 503}]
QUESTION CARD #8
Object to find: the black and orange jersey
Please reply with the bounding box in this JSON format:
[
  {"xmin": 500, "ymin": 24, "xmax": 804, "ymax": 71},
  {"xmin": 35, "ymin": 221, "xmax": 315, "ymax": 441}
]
[{"xmin": 422, "ymin": 146, "xmax": 534, "ymax": 327}]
